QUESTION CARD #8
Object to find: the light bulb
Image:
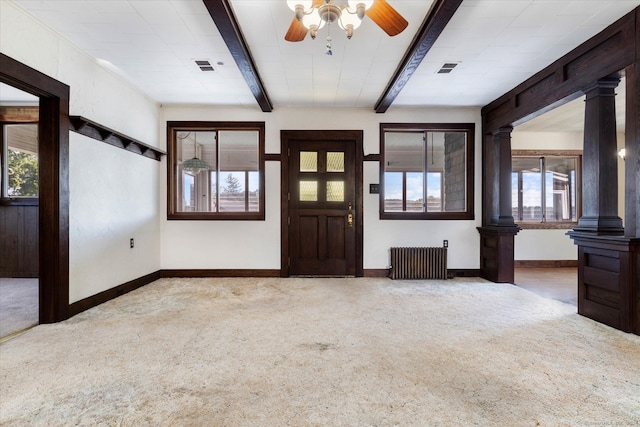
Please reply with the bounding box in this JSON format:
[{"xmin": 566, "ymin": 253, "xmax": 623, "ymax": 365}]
[
  {"xmin": 347, "ymin": 1, "xmax": 374, "ymax": 10},
  {"xmin": 287, "ymin": 1, "xmax": 312, "ymax": 12},
  {"xmin": 302, "ymin": 8, "xmax": 325, "ymax": 30}
]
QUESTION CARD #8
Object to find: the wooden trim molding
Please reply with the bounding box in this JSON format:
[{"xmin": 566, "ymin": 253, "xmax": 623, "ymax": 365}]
[
  {"xmin": 0, "ymin": 52, "xmax": 71, "ymax": 324},
  {"xmin": 265, "ymin": 153, "xmax": 281, "ymax": 162},
  {"xmin": 364, "ymin": 154, "xmax": 381, "ymax": 162},
  {"xmin": 202, "ymin": 0, "xmax": 273, "ymax": 112},
  {"xmin": 374, "ymin": 0, "xmax": 463, "ymax": 113},
  {"xmin": 0, "ymin": 106, "xmax": 39, "ymax": 122},
  {"xmin": 69, "ymin": 116, "xmax": 165, "ymax": 161},
  {"xmin": 364, "ymin": 268, "xmax": 480, "ymax": 278},
  {"xmin": 515, "ymin": 260, "xmax": 578, "ymax": 268},
  {"xmin": 160, "ymin": 269, "xmax": 280, "ymax": 278},
  {"xmin": 68, "ymin": 271, "xmax": 161, "ymax": 317}
]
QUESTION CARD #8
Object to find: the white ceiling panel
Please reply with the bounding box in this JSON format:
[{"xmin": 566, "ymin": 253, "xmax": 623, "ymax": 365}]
[{"xmin": 6, "ymin": 0, "xmax": 640, "ymax": 125}]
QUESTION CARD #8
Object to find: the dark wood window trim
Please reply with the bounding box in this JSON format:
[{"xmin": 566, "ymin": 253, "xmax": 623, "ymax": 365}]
[
  {"xmin": 379, "ymin": 122, "xmax": 475, "ymax": 220},
  {"xmin": 512, "ymin": 149, "xmax": 582, "ymax": 229},
  {"xmin": 167, "ymin": 121, "xmax": 265, "ymax": 221},
  {"xmin": 69, "ymin": 116, "xmax": 165, "ymax": 161}
]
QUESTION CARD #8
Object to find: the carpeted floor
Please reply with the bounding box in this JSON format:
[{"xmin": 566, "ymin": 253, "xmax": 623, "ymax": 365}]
[
  {"xmin": 0, "ymin": 278, "xmax": 38, "ymax": 338},
  {"xmin": 1, "ymin": 277, "xmax": 638, "ymax": 426}
]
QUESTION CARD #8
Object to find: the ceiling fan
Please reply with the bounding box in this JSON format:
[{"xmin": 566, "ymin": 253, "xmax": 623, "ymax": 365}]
[{"xmin": 285, "ymin": 0, "xmax": 408, "ymax": 42}]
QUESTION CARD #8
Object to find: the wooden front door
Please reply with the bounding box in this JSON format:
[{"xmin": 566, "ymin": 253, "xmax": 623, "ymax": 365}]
[{"xmin": 285, "ymin": 134, "xmax": 360, "ymax": 276}]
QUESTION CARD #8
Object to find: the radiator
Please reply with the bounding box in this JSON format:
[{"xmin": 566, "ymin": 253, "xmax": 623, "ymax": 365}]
[{"xmin": 389, "ymin": 247, "xmax": 448, "ymax": 280}]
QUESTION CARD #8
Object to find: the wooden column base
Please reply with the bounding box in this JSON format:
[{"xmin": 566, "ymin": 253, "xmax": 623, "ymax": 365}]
[
  {"xmin": 567, "ymin": 231, "xmax": 639, "ymax": 335},
  {"xmin": 477, "ymin": 226, "xmax": 520, "ymax": 283}
]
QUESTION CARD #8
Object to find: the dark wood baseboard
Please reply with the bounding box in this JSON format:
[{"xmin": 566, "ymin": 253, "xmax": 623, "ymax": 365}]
[
  {"xmin": 160, "ymin": 269, "xmax": 281, "ymax": 278},
  {"xmin": 515, "ymin": 260, "xmax": 578, "ymax": 268},
  {"xmin": 363, "ymin": 269, "xmax": 389, "ymax": 277},
  {"xmin": 68, "ymin": 270, "xmax": 161, "ymax": 317},
  {"xmin": 448, "ymin": 269, "xmax": 481, "ymax": 278}
]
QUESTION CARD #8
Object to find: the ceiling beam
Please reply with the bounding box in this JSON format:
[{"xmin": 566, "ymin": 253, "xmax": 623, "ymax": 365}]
[
  {"xmin": 374, "ymin": 0, "xmax": 463, "ymax": 113},
  {"xmin": 202, "ymin": 0, "xmax": 273, "ymax": 112}
]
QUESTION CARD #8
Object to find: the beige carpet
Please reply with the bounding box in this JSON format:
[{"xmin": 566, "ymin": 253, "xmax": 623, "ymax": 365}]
[{"xmin": 1, "ymin": 277, "xmax": 639, "ymax": 426}]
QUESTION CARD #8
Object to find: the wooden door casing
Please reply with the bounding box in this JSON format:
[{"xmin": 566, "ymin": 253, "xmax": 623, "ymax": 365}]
[{"xmin": 281, "ymin": 130, "xmax": 363, "ymax": 277}]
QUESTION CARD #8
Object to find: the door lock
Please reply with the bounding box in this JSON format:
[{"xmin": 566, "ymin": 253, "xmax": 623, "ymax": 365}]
[{"xmin": 347, "ymin": 213, "xmax": 353, "ymax": 227}]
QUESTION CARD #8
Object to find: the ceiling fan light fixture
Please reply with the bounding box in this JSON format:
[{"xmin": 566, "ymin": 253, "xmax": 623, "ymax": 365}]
[
  {"xmin": 287, "ymin": 0, "xmax": 312, "ymax": 20},
  {"xmin": 302, "ymin": 8, "xmax": 326, "ymax": 32},
  {"xmin": 347, "ymin": 0, "xmax": 373, "ymax": 19},
  {"xmin": 339, "ymin": 9, "xmax": 362, "ymax": 39}
]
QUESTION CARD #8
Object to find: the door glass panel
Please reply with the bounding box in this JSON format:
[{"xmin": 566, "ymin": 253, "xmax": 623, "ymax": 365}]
[
  {"xmin": 326, "ymin": 181, "xmax": 344, "ymax": 202},
  {"xmin": 326, "ymin": 152, "xmax": 344, "ymax": 172},
  {"xmin": 300, "ymin": 152, "xmax": 317, "ymax": 172},
  {"xmin": 299, "ymin": 181, "xmax": 318, "ymax": 201}
]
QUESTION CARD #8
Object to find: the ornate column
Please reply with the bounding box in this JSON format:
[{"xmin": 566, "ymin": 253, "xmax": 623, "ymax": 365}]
[
  {"xmin": 573, "ymin": 74, "xmax": 624, "ymax": 234},
  {"xmin": 568, "ymin": 72, "xmax": 638, "ymax": 335},
  {"xmin": 478, "ymin": 127, "xmax": 520, "ymax": 283}
]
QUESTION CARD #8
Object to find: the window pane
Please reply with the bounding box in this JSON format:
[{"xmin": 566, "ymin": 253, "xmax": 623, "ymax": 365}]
[
  {"xmin": 5, "ymin": 124, "xmax": 38, "ymax": 197},
  {"xmin": 210, "ymin": 171, "xmax": 217, "ymax": 212},
  {"xmin": 182, "ymin": 173, "xmax": 195, "ymax": 212},
  {"xmin": 300, "ymin": 181, "xmax": 318, "ymax": 201},
  {"xmin": 406, "ymin": 172, "xmax": 424, "ymax": 211},
  {"xmin": 513, "ymin": 158, "xmax": 543, "ymax": 221},
  {"xmin": 327, "ymin": 152, "xmax": 344, "ymax": 172},
  {"xmin": 441, "ymin": 132, "xmax": 466, "ymax": 212},
  {"xmin": 546, "ymin": 157, "xmax": 577, "ymax": 221},
  {"xmin": 300, "ymin": 152, "xmax": 317, "ymax": 172},
  {"xmin": 384, "ymin": 172, "xmax": 403, "ymax": 211},
  {"xmin": 219, "ymin": 172, "xmax": 245, "ymax": 211},
  {"xmin": 326, "ymin": 181, "xmax": 344, "ymax": 202},
  {"xmin": 426, "ymin": 172, "xmax": 441, "ymax": 211},
  {"xmin": 248, "ymin": 171, "xmax": 259, "ymax": 212}
]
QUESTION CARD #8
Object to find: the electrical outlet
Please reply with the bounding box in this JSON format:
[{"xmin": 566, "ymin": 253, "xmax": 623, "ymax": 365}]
[
  {"xmin": 443, "ymin": 240, "xmax": 448, "ymax": 248},
  {"xmin": 130, "ymin": 238, "xmax": 135, "ymax": 249}
]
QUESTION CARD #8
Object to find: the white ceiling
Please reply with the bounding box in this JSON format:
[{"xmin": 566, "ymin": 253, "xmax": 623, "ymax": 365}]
[{"xmin": 5, "ymin": 0, "xmax": 640, "ymax": 129}]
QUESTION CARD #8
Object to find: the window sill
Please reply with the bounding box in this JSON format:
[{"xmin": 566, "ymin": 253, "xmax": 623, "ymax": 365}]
[
  {"xmin": 1, "ymin": 198, "xmax": 38, "ymax": 206},
  {"xmin": 516, "ymin": 222, "xmax": 577, "ymax": 230}
]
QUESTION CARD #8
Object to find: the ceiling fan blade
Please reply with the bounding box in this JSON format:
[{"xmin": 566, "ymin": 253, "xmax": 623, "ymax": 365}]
[
  {"xmin": 284, "ymin": 16, "xmax": 308, "ymax": 42},
  {"xmin": 366, "ymin": 0, "xmax": 409, "ymax": 37},
  {"xmin": 312, "ymin": 0, "xmax": 324, "ymax": 6}
]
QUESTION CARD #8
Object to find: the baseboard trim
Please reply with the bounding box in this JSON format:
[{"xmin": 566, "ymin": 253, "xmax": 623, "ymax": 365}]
[
  {"xmin": 363, "ymin": 269, "xmax": 389, "ymax": 277},
  {"xmin": 160, "ymin": 269, "xmax": 281, "ymax": 278},
  {"xmin": 448, "ymin": 269, "xmax": 481, "ymax": 278},
  {"xmin": 68, "ymin": 270, "xmax": 161, "ymax": 317},
  {"xmin": 515, "ymin": 260, "xmax": 578, "ymax": 268}
]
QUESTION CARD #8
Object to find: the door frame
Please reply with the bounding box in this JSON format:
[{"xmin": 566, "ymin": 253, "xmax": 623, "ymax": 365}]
[
  {"xmin": 280, "ymin": 130, "xmax": 363, "ymax": 277},
  {"xmin": 0, "ymin": 53, "xmax": 70, "ymax": 323}
]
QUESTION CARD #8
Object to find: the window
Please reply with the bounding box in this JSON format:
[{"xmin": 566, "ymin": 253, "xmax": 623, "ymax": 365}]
[
  {"xmin": 511, "ymin": 151, "xmax": 581, "ymax": 227},
  {"xmin": 167, "ymin": 122, "xmax": 265, "ymax": 220},
  {"xmin": 380, "ymin": 123, "xmax": 474, "ymax": 220},
  {"xmin": 1, "ymin": 123, "xmax": 39, "ymax": 201}
]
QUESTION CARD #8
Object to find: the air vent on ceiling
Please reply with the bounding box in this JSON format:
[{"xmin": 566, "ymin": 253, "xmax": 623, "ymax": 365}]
[
  {"xmin": 195, "ymin": 60, "xmax": 215, "ymax": 72},
  {"xmin": 437, "ymin": 62, "xmax": 459, "ymax": 74}
]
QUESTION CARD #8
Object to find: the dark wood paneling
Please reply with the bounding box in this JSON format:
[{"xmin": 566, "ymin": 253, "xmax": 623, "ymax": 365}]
[
  {"xmin": 69, "ymin": 116, "xmax": 165, "ymax": 161},
  {"xmin": 514, "ymin": 260, "xmax": 578, "ymax": 268},
  {"xmin": 478, "ymin": 226, "xmax": 520, "ymax": 283}
]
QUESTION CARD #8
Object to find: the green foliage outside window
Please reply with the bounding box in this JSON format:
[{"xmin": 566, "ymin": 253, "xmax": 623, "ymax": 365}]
[{"xmin": 7, "ymin": 149, "xmax": 38, "ymax": 197}]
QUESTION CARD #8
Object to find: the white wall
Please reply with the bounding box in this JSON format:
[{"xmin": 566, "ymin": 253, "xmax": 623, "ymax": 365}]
[
  {"xmin": 1, "ymin": 1, "xmax": 162, "ymax": 303},
  {"xmin": 160, "ymin": 106, "xmax": 482, "ymax": 270}
]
